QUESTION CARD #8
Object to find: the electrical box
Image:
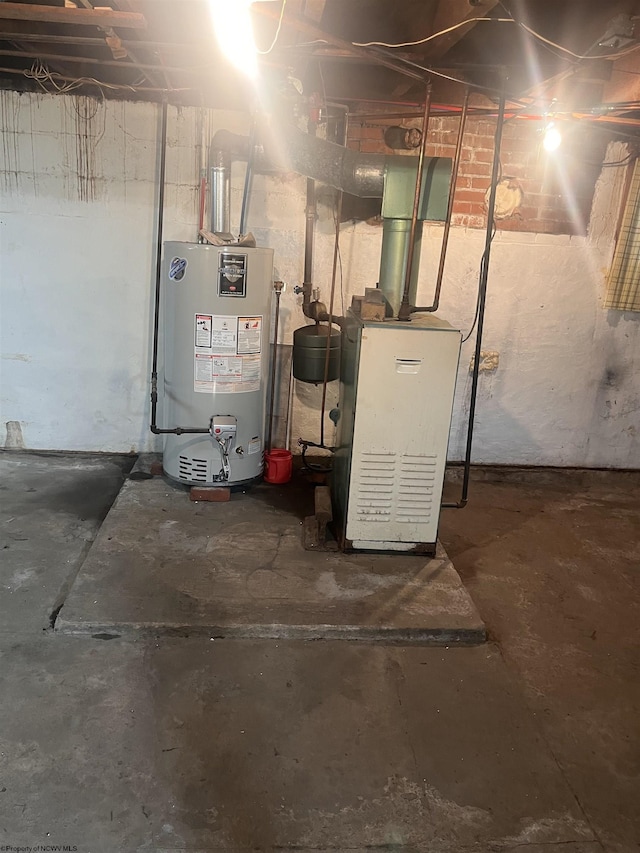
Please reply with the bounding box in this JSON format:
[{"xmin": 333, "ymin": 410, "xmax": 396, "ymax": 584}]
[{"xmin": 332, "ymin": 313, "xmax": 461, "ymax": 554}]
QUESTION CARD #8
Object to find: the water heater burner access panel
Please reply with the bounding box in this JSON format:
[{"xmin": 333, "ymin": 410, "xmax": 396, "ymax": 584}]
[{"xmin": 218, "ymin": 253, "xmax": 247, "ymax": 297}]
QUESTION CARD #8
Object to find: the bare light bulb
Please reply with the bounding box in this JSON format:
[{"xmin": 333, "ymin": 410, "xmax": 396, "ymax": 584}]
[
  {"xmin": 543, "ymin": 122, "xmax": 562, "ymax": 152},
  {"xmin": 209, "ymin": 0, "xmax": 258, "ymax": 78}
]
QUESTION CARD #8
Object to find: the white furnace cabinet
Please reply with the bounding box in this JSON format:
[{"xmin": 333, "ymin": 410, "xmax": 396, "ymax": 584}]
[{"xmin": 333, "ymin": 314, "xmax": 461, "ymax": 554}]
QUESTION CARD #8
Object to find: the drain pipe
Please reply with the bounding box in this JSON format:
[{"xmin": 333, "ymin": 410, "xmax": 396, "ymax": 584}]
[{"xmin": 443, "ymin": 86, "xmax": 507, "ymax": 508}]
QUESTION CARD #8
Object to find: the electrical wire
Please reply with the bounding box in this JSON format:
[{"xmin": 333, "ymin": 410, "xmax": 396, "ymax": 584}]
[
  {"xmin": 354, "ymin": 13, "xmax": 640, "ymax": 63},
  {"xmin": 257, "ymin": 0, "xmax": 287, "ymax": 54},
  {"xmin": 518, "ymin": 22, "xmax": 640, "ymax": 62},
  {"xmin": 597, "ymin": 154, "xmax": 636, "ymax": 168},
  {"xmin": 22, "ymin": 60, "xmax": 188, "ymax": 96},
  {"xmin": 353, "ymin": 17, "xmax": 513, "ymax": 48},
  {"xmin": 462, "ymin": 221, "xmax": 496, "ymax": 343},
  {"xmin": 368, "ymin": 47, "xmax": 528, "ymax": 102},
  {"xmin": 300, "ymin": 440, "xmax": 332, "ymax": 472}
]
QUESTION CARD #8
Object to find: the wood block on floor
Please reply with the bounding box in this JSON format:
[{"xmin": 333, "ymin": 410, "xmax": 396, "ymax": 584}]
[{"xmin": 189, "ymin": 486, "xmax": 230, "ymax": 502}]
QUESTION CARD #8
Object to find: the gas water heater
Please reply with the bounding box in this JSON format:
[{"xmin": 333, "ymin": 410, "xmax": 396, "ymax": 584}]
[{"xmin": 162, "ymin": 241, "xmax": 274, "ymax": 487}]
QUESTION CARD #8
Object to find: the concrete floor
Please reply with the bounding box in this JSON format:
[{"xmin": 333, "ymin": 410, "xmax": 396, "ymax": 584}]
[
  {"xmin": 55, "ymin": 473, "xmax": 484, "ymax": 643},
  {"xmin": 1, "ymin": 451, "xmax": 638, "ymax": 853}
]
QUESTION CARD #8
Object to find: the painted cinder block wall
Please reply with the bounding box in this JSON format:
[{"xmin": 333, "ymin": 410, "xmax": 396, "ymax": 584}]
[{"xmin": 0, "ymin": 90, "xmax": 639, "ymax": 468}]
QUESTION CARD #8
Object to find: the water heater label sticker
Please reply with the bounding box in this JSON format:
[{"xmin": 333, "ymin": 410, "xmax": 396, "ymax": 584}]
[
  {"xmin": 194, "ymin": 353, "xmax": 214, "ymax": 392},
  {"xmin": 237, "ymin": 316, "xmax": 262, "ymax": 354},
  {"xmin": 213, "ymin": 357, "xmax": 242, "ymax": 381},
  {"xmin": 169, "ymin": 256, "xmax": 187, "ymax": 281},
  {"xmin": 211, "ymin": 315, "xmax": 237, "ymax": 354},
  {"xmin": 195, "ymin": 314, "xmax": 212, "ymax": 348},
  {"xmin": 248, "ymin": 436, "xmax": 261, "ymax": 455},
  {"xmin": 238, "ymin": 354, "xmax": 261, "ymax": 392}
]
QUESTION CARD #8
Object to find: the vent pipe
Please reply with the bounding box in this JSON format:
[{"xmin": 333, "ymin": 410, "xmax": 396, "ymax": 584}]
[
  {"xmin": 208, "ymin": 130, "xmax": 250, "ymax": 234},
  {"xmin": 208, "ymin": 124, "xmax": 387, "ymax": 235},
  {"xmin": 208, "ymin": 123, "xmax": 451, "ymax": 313}
]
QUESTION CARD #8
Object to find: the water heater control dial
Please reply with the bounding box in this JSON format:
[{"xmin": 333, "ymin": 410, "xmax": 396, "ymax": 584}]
[{"xmin": 210, "ymin": 415, "xmax": 237, "ymax": 442}]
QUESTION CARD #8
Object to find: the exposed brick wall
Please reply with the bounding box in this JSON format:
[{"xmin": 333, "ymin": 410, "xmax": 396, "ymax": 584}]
[{"xmin": 346, "ymin": 116, "xmax": 608, "ymax": 235}]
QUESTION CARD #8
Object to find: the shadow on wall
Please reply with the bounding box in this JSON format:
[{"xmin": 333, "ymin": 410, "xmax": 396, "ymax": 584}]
[
  {"xmin": 448, "ymin": 370, "xmax": 540, "ymax": 465},
  {"xmin": 586, "ymin": 313, "xmax": 640, "ymax": 468}
]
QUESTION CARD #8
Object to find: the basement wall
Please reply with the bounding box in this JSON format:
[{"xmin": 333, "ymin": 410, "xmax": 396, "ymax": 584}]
[{"xmin": 0, "ymin": 90, "xmax": 638, "ymax": 468}]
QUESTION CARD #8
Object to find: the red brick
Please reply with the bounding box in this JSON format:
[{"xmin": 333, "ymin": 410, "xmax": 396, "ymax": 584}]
[
  {"xmin": 452, "ymin": 200, "xmax": 474, "ymax": 214},
  {"xmin": 359, "ymin": 140, "xmax": 388, "ymax": 153},
  {"xmin": 464, "ymin": 215, "xmax": 487, "ymax": 229},
  {"xmin": 359, "ymin": 126, "xmax": 384, "ymax": 139},
  {"xmin": 190, "ymin": 487, "xmax": 231, "ymax": 502},
  {"xmin": 460, "ymin": 162, "xmax": 491, "ymax": 177},
  {"xmin": 470, "ymin": 177, "xmax": 491, "ymax": 191},
  {"xmin": 466, "ymin": 134, "xmax": 494, "ymax": 150},
  {"xmin": 454, "ymin": 188, "xmax": 486, "ymax": 204},
  {"xmin": 472, "ymin": 149, "xmax": 496, "ymax": 164}
]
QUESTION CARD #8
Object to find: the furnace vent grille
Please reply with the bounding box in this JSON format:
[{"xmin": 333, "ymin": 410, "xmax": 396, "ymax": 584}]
[
  {"xmin": 395, "ymin": 454, "xmax": 436, "ymax": 524},
  {"xmin": 178, "ymin": 455, "xmax": 209, "ymax": 482},
  {"xmin": 354, "ymin": 451, "xmax": 396, "ymax": 522}
]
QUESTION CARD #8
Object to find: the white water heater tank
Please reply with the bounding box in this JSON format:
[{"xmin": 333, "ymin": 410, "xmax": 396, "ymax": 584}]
[{"xmin": 162, "ymin": 241, "xmax": 274, "ymax": 487}]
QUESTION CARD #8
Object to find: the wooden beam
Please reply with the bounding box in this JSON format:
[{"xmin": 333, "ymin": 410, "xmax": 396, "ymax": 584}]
[
  {"xmin": 423, "ymin": 0, "xmax": 500, "ymax": 59},
  {"xmin": 0, "ymin": 3, "xmax": 146, "ymax": 30},
  {"xmin": 0, "ymin": 31, "xmax": 203, "ymax": 53}
]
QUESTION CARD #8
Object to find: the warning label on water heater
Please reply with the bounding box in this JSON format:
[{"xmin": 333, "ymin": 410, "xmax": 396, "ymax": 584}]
[
  {"xmin": 237, "ymin": 316, "xmax": 262, "ymax": 354},
  {"xmin": 194, "ymin": 313, "xmax": 262, "ymax": 394}
]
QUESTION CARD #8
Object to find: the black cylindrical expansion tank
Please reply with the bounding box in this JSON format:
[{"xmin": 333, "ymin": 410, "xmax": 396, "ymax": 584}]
[{"xmin": 292, "ymin": 324, "xmax": 341, "ymax": 384}]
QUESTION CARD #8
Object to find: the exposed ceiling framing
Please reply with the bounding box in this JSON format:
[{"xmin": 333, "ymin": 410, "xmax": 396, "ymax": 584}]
[{"xmin": 0, "ymin": 0, "xmax": 639, "ymax": 134}]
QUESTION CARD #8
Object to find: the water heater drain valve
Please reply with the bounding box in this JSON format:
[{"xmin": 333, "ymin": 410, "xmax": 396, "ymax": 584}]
[{"xmin": 209, "ymin": 415, "xmax": 237, "ymax": 482}]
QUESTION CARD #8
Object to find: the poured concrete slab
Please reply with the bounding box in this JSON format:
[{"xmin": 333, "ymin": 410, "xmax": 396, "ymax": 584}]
[
  {"xmin": 56, "ymin": 476, "xmax": 485, "ymax": 643},
  {"xmin": 0, "ymin": 450, "xmax": 131, "ymax": 633},
  {"xmin": 0, "ymin": 635, "xmax": 600, "ymax": 853}
]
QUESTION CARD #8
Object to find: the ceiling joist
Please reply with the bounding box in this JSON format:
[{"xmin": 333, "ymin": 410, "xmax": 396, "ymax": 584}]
[
  {"xmin": 0, "ymin": 3, "xmax": 146, "ymax": 30},
  {"xmin": 424, "ymin": 0, "xmax": 501, "ymax": 59}
]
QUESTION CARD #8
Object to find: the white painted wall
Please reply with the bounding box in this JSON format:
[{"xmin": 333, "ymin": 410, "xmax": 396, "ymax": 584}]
[{"xmin": 1, "ymin": 91, "xmax": 638, "ymax": 468}]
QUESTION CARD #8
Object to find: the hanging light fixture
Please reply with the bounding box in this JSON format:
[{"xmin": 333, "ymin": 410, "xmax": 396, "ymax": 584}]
[
  {"xmin": 543, "ymin": 121, "xmax": 562, "ymax": 152},
  {"xmin": 209, "ymin": 0, "xmax": 258, "ymax": 78}
]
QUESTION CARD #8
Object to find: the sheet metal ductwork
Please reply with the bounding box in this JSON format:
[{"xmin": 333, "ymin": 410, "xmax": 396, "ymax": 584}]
[
  {"xmin": 208, "ymin": 123, "xmax": 451, "ymax": 314},
  {"xmin": 208, "ymin": 124, "xmax": 388, "ymax": 234}
]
